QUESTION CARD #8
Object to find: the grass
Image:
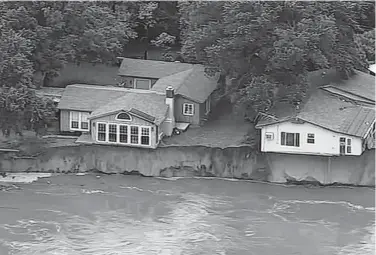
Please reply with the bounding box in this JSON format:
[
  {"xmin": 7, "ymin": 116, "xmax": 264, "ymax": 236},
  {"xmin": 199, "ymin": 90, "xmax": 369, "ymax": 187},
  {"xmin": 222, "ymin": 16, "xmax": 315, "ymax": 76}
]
[{"xmin": 161, "ymin": 114, "xmax": 258, "ymax": 148}]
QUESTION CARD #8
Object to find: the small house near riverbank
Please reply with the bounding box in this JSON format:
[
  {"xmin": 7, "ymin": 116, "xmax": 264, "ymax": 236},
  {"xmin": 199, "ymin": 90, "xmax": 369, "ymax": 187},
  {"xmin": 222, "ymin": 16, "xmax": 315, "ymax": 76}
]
[
  {"xmin": 255, "ymin": 70, "xmax": 375, "ymax": 156},
  {"xmin": 56, "ymin": 59, "xmax": 219, "ymax": 149}
]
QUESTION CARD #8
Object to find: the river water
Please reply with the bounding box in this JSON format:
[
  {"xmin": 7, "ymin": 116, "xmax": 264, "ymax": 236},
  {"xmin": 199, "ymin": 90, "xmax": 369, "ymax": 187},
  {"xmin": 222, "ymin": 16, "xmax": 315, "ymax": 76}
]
[{"xmin": 0, "ymin": 174, "xmax": 374, "ymax": 255}]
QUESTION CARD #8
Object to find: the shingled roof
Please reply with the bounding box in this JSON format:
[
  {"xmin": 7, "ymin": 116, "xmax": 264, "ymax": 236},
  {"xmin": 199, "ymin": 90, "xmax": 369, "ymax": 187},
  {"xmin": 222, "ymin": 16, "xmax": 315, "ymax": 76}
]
[
  {"xmin": 118, "ymin": 58, "xmax": 193, "ymax": 78},
  {"xmin": 57, "ymin": 85, "xmax": 127, "ymax": 112},
  {"xmin": 151, "ymin": 65, "xmax": 219, "ymax": 103},
  {"xmin": 297, "ymin": 90, "xmax": 374, "ymax": 138},
  {"xmin": 89, "ymin": 92, "xmax": 168, "ymax": 125}
]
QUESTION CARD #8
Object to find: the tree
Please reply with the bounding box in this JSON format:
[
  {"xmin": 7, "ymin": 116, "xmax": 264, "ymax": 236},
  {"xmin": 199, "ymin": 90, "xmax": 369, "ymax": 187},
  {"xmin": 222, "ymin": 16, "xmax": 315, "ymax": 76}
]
[
  {"xmin": 0, "ymin": 86, "xmax": 56, "ymax": 136},
  {"xmin": 355, "ymin": 30, "xmax": 376, "ymax": 64},
  {"xmin": 0, "ymin": 1, "xmax": 137, "ymax": 88},
  {"xmin": 0, "ymin": 24, "xmax": 34, "ymax": 88},
  {"xmin": 179, "ymin": 1, "xmax": 370, "ymax": 115}
]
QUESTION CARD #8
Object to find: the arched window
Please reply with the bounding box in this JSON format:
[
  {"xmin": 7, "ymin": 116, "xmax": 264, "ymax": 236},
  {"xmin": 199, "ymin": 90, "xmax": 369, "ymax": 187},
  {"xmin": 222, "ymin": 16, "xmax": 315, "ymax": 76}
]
[{"xmin": 116, "ymin": 112, "xmax": 132, "ymax": 121}]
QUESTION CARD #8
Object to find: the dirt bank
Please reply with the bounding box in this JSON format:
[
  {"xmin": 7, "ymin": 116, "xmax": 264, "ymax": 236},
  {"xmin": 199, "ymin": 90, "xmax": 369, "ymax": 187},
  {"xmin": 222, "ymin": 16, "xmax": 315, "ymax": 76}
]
[{"xmin": 0, "ymin": 145, "xmax": 374, "ymax": 186}]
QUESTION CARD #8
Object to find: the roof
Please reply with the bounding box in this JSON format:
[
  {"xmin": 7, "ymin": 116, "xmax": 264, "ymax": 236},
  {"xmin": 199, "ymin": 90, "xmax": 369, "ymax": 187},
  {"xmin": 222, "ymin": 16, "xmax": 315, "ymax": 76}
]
[
  {"xmin": 151, "ymin": 65, "xmax": 219, "ymax": 103},
  {"xmin": 257, "ymin": 90, "xmax": 375, "ymax": 138},
  {"xmin": 118, "ymin": 58, "xmax": 193, "ymax": 78},
  {"xmin": 324, "ymin": 70, "xmax": 375, "ymax": 103},
  {"xmin": 297, "ymin": 90, "xmax": 375, "ymax": 137},
  {"xmin": 89, "ymin": 92, "xmax": 168, "ymax": 125},
  {"xmin": 256, "ymin": 69, "xmax": 375, "ymax": 129},
  {"xmin": 57, "ymin": 85, "xmax": 127, "ymax": 111},
  {"xmin": 35, "ymin": 87, "xmax": 65, "ymax": 97}
]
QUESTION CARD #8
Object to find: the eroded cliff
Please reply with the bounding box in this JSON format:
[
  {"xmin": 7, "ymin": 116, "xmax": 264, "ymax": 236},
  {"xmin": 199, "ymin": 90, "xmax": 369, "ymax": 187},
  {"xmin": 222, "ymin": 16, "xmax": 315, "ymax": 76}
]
[{"xmin": 0, "ymin": 145, "xmax": 374, "ymax": 186}]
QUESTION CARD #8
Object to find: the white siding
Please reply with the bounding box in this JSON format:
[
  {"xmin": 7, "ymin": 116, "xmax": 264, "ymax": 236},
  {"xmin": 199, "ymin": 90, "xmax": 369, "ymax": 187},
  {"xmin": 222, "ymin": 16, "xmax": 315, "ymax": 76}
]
[{"xmin": 260, "ymin": 121, "xmax": 363, "ymax": 156}]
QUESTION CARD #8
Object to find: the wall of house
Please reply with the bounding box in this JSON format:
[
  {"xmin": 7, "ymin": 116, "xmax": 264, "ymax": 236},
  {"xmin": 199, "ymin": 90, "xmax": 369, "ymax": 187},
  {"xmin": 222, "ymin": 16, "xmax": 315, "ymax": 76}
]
[
  {"xmin": 174, "ymin": 95, "xmax": 201, "ymax": 126},
  {"xmin": 260, "ymin": 121, "xmax": 363, "ymax": 156},
  {"xmin": 60, "ymin": 110, "xmax": 70, "ymax": 132},
  {"xmin": 90, "ymin": 112, "xmax": 158, "ymax": 148},
  {"xmin": 118, "ymin": 76, "xmax": 158, "ymax": 89}
]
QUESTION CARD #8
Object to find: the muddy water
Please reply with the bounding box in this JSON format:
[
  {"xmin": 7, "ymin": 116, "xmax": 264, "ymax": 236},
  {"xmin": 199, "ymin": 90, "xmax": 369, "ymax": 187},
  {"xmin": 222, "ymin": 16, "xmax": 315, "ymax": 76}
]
[{"xmin": 0, "ymin": 174, "xmax": 374, "ymax": 255}]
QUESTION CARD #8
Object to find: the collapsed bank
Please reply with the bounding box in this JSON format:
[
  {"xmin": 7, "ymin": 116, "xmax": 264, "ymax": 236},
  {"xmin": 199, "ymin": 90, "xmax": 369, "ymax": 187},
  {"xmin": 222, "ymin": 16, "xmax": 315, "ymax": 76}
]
[{"xmin": 0, "ymin": 145, "xmax": 374, "ymax": 187}]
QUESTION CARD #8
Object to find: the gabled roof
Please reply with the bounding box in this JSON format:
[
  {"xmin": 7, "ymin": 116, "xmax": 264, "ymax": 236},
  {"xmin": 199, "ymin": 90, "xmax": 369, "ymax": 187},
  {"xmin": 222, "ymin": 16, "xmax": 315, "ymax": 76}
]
[
  {"xmin": 256, "ymin": 90, "xmax": 375, "ymax": 138},
  {"xmin": 57, "ymin": 85, "xmax": 127, "ymax": 112},
  {"xmin": 89, "ymin": 92, "xmax": 168, "ymax": 125},
  {"xmin": 151, "ymin": 65, "xmax": 219, "ymax": 103},
  {"xmin": 118, "ymin": 58, "xmax": 193, "ymax": 78},
  {"xmin": 297, "ymin": 90, "xmax": 374, "ymax": 138},
  {"xmin": 322, "ymin": 70, "xmax": 375, "ymax": 103}
]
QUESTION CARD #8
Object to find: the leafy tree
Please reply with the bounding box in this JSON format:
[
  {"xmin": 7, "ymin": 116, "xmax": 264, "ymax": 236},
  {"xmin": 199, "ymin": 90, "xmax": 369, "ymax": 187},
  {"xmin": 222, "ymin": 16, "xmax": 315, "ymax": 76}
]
[
  {"xmin": 355, "ymin": 30, "xmax": 376, "ymax": 64},
  {"xmin": 0, "ymin": 24, "xmax": 34, "ymax": 88},
  {"xmin": 0, "ymin": 86, "xmax": 56, "ymax": 136},
  {"xmin": 179, "ymin": 1, "xmax": 370, "ymax": 116},
  {"xmin": 0, "ymin": 1, "xmax": 137, "ymax": 88}
]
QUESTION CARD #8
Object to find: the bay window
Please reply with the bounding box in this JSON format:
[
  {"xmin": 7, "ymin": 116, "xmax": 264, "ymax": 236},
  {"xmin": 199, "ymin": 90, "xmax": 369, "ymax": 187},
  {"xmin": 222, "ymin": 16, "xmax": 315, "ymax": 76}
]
[{"xmin": 96, "ymin": 123, "xmax": 152, "ymax": 146}]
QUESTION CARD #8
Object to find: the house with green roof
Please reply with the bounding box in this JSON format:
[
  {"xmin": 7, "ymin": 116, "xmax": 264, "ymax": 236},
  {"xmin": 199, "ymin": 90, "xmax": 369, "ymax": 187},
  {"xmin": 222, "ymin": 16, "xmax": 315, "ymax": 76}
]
[
  {"xmin": 255, "ymin": 70, "xmax": 375, "ymax": 156},
  {"xmin": 57, "ymin": 58, "xmax": 219, "ymax": 149}
]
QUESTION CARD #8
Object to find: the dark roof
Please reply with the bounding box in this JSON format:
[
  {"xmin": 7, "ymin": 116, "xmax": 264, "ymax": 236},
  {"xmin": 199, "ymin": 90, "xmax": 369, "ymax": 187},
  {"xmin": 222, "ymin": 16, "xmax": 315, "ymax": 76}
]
[
  {"xmin": 297, "ymin": 90, "xmax": 374, "ymax": 137},
  {"xmin": 57, "ymin": 85, "xmax": 127, "ymax": 111},
  {"xmin": 151, "ymin": 65, "xmax": 219, "ymax": 103},
  {"xmin": 118, "ymin": 58, "xmax": 193, "ymax": 78},
  {"xmin": 89, "ymin": 91, "xmax": 168, "ymax": 125}
]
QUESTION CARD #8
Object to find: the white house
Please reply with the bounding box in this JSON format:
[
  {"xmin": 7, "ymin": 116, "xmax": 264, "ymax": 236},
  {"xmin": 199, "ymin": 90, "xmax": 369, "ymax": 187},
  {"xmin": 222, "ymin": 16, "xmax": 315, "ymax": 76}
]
[{"xmin": 255, "ymin": 70, "xmax": 375, "ymax": 156}]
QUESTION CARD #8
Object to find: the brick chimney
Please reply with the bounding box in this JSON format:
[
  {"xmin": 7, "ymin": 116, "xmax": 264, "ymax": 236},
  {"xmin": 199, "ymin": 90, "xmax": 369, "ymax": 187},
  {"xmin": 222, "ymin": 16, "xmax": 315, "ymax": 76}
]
[{"xmin": 164, "ymin": 86, "xmax": 175, "ymax": 136}]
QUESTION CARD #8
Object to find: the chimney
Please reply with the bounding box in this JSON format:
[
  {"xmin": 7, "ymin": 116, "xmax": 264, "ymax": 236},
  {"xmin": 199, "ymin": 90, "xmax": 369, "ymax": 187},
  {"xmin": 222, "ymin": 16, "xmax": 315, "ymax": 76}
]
[{"xmin": 165, "ymin": 86, "xmax": 175, "ymax": 136}]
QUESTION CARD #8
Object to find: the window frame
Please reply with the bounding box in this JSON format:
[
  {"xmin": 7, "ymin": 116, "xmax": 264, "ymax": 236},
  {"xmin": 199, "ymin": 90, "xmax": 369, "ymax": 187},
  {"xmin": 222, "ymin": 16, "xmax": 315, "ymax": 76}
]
[
  {"xmin": 95, "ymin": 122, "xmax": 152, "ymax": 147},
  {"xmin": 307, "ymin": 133, "xmax": 315, "ymax": 144},
  {"xmin": 183, "ymin": 103, "xmax": 194, "ymax": 116},
  {"xmin": 70, "ymin": 111, "xmax": 90, "ymax": 131},
  {"xmin": 97, "ymin": 122, "xmax": 107, "ymax": 142},
  {"xmin": 281, "ymin": 132, "xmax": 300, "ymax": 147},
  {"xmin": 116, "ymin": 112, "xmax": 132, "ymax": 121},
  {"xmin": 346, "ymin": 138, "xmax": 352, "ymax": 154},
  {"xmin": 134, "ymin": 78, "xmax": 152, "ymax": 90}
]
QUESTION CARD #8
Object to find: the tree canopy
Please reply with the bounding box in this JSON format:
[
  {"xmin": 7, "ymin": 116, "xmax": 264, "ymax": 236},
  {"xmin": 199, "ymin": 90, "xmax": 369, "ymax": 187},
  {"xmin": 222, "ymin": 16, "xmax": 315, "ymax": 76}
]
[{"xmin": 178, "ymin": 1, "xmax": 374, "ymax": 115}]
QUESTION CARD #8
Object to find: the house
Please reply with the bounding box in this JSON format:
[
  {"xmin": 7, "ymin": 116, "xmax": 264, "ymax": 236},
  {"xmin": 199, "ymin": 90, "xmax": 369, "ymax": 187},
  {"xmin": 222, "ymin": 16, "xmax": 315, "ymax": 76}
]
[
  {"xmin": 255, "ymin": 70, "xmax": 375, "ymax": 156},
  {"xmin": 368, "ymin": 64, "xmax": 376, "ymax": 76},
  {"xmin": 56, "ymin": 59, "xmax": 219, "ymax": 149},
  {"xmin": 118, "ymin": 58, "xmax": 218, "ymax": 126}
]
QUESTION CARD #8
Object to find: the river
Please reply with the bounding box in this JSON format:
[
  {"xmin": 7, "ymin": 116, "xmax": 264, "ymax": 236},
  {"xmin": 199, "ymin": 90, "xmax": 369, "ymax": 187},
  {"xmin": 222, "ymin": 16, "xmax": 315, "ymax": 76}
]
[{"xmin": 0, "ymin": 173, "xmax": 374, "ymax": 255}]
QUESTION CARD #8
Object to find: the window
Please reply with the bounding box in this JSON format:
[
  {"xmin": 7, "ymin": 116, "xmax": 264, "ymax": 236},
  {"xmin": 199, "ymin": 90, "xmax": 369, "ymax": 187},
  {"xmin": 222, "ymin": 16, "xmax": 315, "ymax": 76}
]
[
  {"xmin": 339, "ymin": 137, "xmax": 346, "ymax": 154},
  {"xmin": 281, "ymin": 132, "xmax": 300, "ymax": 147},
  {"xmin": 134, "ymin": 78, "xmax": 151, "ymax": 90},
  {"xmin": 130, "ymin": 126, "xmax": 139, "ymax": 144},
  {"xmin": 141, "ymin": 127, "xmax": 150, "ymax": 145},
  {"xmin": 81, "ymin": 112, "xmax": 89, "ymax": 130},
  {"xmin": 119, "ymin": 125, "xmax": 128, "ymax": 143},
  {"xmin": 108, "ymin": 124, "xmax": 117, "ymax": 142},
  {"xmin": 346, "ymin": 139, "xmax": 352, "ymax": 153},
  {"xmin": 265, "ymin": 132, "xmax": 274, "ymax": 140},
  {"xmin": 70, "ymin": 111, "xmax": 89, "ymax": 131},
  {"xmin": 70, "ymin": 111, "xmax": 79, "ymax": 129},
  {"xmin": 183, "ymin": 103, "xmax": 194, "ymax": 116},
  {"xmin": 97, "ymin": 123, "xmax": 106, "ymax": 141},
  {"xmin": 307, "ymin": 133, "xmax": 315, "ymax": 144},
  {"xmin": 116, "ymin": 112, "xmax": 132, "ymax": 121}
]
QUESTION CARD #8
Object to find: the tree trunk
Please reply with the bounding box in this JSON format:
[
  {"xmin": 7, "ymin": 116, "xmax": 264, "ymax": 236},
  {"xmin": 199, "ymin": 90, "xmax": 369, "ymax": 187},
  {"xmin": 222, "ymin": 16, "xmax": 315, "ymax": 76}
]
[{"xmin": 33, "ymin": 70, "xmax": 46, "ymax": 89}]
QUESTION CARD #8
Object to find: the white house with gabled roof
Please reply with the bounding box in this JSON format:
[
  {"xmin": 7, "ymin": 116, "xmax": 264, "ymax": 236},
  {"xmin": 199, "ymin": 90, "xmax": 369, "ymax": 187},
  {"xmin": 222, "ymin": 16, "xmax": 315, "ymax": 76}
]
[{"xmin": 255, "ymin": 70, "xmax": 375, "ymax": 156}]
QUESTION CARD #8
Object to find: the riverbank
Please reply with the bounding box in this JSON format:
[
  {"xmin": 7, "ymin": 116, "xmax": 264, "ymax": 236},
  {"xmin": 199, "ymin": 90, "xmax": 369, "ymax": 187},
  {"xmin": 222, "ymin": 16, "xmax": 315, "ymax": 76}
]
[{"xmin": 0, "ymin": 144, "xmax": 374, "ymax": 187}]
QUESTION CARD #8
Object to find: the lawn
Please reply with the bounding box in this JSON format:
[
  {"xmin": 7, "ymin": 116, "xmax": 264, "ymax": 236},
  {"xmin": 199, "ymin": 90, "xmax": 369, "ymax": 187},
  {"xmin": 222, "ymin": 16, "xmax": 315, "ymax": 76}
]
[{"xmin": 161, "ymin": 114, "xmax": 258, "ymax": 148}]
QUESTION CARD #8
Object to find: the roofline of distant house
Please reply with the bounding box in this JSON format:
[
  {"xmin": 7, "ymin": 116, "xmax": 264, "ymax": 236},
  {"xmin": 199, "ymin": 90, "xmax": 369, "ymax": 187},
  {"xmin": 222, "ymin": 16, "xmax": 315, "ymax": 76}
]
[
  {"xmin": 255, "ymin": 116, "xmax": 366, "ymax": 138},
  {"xmin": 320, "ymin": 85, "xmax": 375, "ymax": 103}
]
